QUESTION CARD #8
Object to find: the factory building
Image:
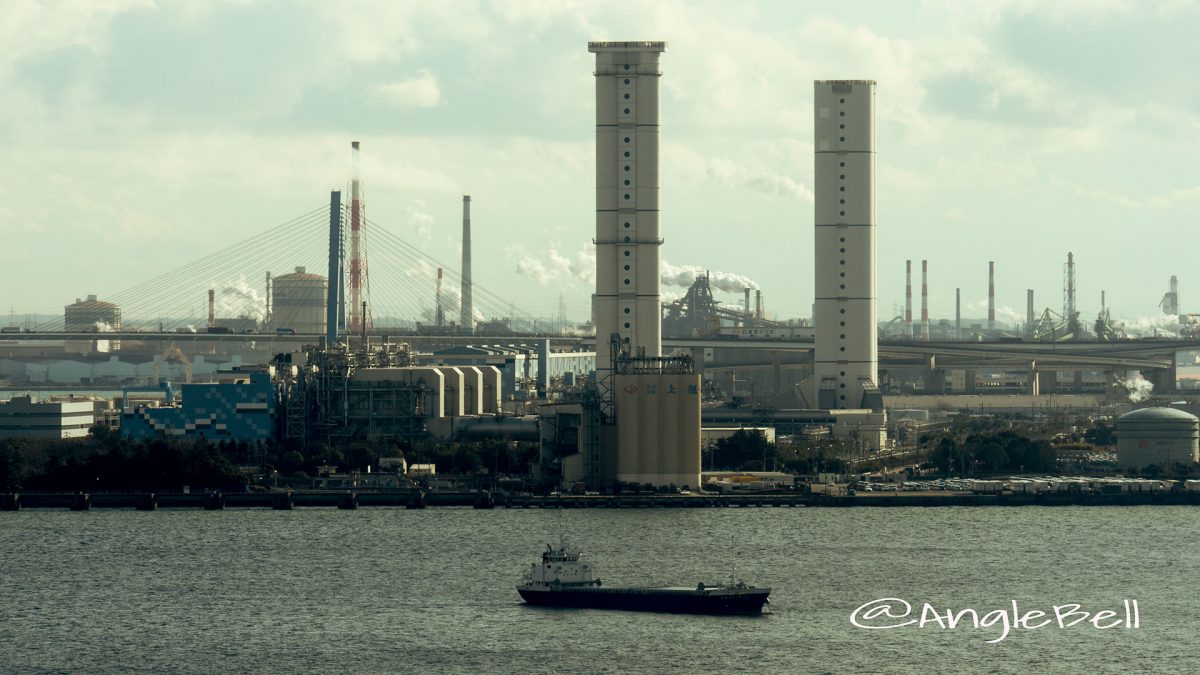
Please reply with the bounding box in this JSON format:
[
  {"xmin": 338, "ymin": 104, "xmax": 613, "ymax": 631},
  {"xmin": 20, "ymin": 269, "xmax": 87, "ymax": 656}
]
[
  {"xmin": 1116, "ymin": 407, "xmax": 1199, "ymax": 468},
  {"xmin": 0, "ymin": 396, "xmax": 97, "ymax": 439},
  {"xmin": 812, "ymin": 80, "xmax": 881, "ymax": 411},
  {"xmin": 589, "ymin": 41, "xmax": 665, "ymax": 387},
  {"xmin": 121, "ymin": 372, "xmax": 276, "ymax": 441},
  {"xmin": 428, "ymin": 343, "xmax": 594, "ymax": 401},
  {"xmin": 65, "ymin": 294, "xmax": 121, "ymax": 354},
  {"xmin": 271, "ymin": 267, "xmax": 326, "ymax": 334},
  {"xmin": 613, "ymin": 357, "xmax": 702, "ymax": 488}
]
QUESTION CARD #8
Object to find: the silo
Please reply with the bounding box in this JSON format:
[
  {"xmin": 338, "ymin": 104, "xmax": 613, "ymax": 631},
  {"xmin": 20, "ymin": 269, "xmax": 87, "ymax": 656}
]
[
  {"xmin": 1117, "ymin": 407, "xmax": 1200, "ymax": 468},
  {"xmin": 271, "ymin": 267, "xmax": 326, "ymax": 334}
]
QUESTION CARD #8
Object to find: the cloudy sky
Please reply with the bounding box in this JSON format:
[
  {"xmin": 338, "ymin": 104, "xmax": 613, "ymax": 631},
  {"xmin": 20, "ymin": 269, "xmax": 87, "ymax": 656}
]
[{"xmin": 2, "ymin": 0, "xmax": 1198, "ymax": 328}]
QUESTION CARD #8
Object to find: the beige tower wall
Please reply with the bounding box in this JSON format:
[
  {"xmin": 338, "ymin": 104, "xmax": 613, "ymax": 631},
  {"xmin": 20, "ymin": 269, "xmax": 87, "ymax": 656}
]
[
  {"xmin": 462, "ymin": 366, "xmax": 485, "ymax": 415},
  {"xmin": 590, "ymin": 41, "xmax": 666, "ymax": 387},
  {"xmin": 813, "ymin": 80, "xmax": 878, "ymax": 410},
  {"xmin": 479, "ymin": 366, "xmax": 502, "ymax": 413},
  {"xmin": 436, "ymin": 367, "xmax": 466, "ymax": 417},
  {"xmin": 614, "ymin": 372, "xmax": 701, "ymax": 488}
]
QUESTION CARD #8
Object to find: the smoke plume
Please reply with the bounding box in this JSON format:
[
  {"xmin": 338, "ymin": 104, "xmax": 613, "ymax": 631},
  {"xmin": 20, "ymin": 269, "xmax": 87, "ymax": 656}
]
[
  {"xmin": 1122, "ymin": 314, "xmax": 1179, "ymax": 338},
  {"xmin": 217, "ymin": 276, "xmax": 266, "ymax": 322},
  {"xmin": 509, "ymin": 244, "xmax": 594, "ymax": 286},
  {"xmin": 661, "ymin": 261, "xmax": 759, "ymax": 294},
  {"xmin": 1122, "ymin": 372, "xmax": 1154, "ymax": 403}
]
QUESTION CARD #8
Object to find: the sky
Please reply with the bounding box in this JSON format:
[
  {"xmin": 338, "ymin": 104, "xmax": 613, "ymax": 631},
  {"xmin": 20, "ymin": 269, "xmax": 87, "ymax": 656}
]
[{"xmin": 1, "ymin": 0, "xmax": 1198, "ymax": 330}]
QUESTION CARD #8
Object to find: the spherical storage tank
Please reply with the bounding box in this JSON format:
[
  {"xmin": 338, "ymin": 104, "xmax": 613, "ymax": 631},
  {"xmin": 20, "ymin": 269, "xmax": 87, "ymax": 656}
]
[
  {"xmin": 1116, "ymin": 407, "xmax": 1199, "ymax": 468},
  {"xmin": 271, "ymin": 266, "xmax": 326, "ymax": 334}
]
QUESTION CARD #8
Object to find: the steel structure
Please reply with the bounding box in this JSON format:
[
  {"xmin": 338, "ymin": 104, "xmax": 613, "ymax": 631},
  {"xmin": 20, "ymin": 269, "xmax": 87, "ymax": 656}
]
[{"xmin": 284, "ymin": 341, "xmax": 424, "ymax": 447}]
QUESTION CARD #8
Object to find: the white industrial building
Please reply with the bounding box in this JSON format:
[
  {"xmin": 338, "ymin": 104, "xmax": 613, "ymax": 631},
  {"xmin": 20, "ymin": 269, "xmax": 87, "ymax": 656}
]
[{"xmin": 0, "ymin": 396, "xmax": 96, "ymax": 438}]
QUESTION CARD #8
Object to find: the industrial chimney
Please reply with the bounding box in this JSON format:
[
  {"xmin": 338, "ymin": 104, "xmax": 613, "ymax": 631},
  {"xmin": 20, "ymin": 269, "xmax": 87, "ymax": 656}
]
[
  {"xmin": 349, "ymin": 141, "xmax": 366, "ymax": 333},
  {"xmin": 988, "ymin": 261, "xmax": 995, "ymax": 331},
  {"xmin": 435, "ymin": 267, "xmax": 445, "ymax": 328},
  {"xmin": 905, "ymin": 260, "xmax": 913, "ymax": 339},
  {"xmin": 955, "ymin": 288, "xmax": 961, "ymax": 340},
  {"xmin": 1026, "ymin": 289, "xmax": 1035, "ymax": 338},
  {"xmin": 920, "ymin": 260, "xmax": 929, "ymax": 341},
  {"xmin": 207, "ymin": 289, "xmax": 215, "ymax": 328},
  {"xmin": 460, "ymin": 195, "xmax": 474, "ymax": 335},
  {"xmin": 1162, "ymin": 275, "xmax": 1180, "ymax": 315},
  {"xmin": 1065, "ymin": 252, "xmax": 1077, "ymax": 324}
]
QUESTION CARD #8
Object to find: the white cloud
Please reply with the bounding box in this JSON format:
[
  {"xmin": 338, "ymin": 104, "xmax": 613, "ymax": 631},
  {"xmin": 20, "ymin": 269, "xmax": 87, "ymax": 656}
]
[
  {"xmin": 370, "ymin": 70, "xmax": 442, "ymax": 109},
  {"xmin": 404, "ymin": 199, "xmax": 436, "ymax": 239}
]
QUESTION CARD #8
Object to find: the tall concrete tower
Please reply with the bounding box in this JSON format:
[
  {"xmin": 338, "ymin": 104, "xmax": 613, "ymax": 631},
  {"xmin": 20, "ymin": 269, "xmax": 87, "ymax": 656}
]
[
  {"xmin": 589, "ymin": 41, "xmax": 665, "ymax": 385},
  {"xmin": 460, "ymin": 195, "xmax": 474, "ymax": 335},
  {"xmin": 814, "ymin": 80, "xmax": 879, "ymax": 410}
]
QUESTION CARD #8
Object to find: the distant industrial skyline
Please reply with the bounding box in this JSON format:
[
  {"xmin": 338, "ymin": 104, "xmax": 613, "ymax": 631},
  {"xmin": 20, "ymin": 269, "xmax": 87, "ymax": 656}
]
[{"xmin": 1, "ymin": 1, "xmax": 1198, "ymax": 326}]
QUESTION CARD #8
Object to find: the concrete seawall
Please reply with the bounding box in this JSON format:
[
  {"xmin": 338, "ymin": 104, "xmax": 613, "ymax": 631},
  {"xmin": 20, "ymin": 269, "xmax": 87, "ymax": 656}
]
[{"xmin": 4, "ymin": 491, "xmax": 1199, "ymax": 509}]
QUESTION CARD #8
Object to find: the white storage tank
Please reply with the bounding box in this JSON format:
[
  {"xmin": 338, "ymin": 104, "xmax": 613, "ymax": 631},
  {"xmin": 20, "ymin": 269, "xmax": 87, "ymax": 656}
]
[
  {"xmin": 271, "ymin": 267, "xmax": 326, "ymax": 334},
  {"xmin": 1117, "ymin": 407, "xmax": 1200, "ymax": 469}
]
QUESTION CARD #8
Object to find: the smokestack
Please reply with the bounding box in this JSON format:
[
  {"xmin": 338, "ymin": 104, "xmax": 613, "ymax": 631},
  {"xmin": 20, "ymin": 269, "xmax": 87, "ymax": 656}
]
[
  {"xmin": 905, "ymin": 260, "xmax": 913, "ymax": 338},
  {"xmin": 744, "ymin": 288, "xmax": 752, "ymax": 326},
  {"xmin": 326, "ymin": 190, "xmax": 341, "ymax": 345},
  {"xmin": 1163, "ymin": 275, "xmax": 1180, "ymax": 315},
  {"xmin": 920, "ymin": 260, "xmax": 929, "ymax": 341},
  {"xmin": 436, "ymin": 267, "xmax": 445, "ymax": 328},
  {"xmin": 1101, "ymin": 290, "xmax": 1106, "ymax": 313},
  {"xmin": 988, "ymin": 261, "xmax": 995, "ymax": 331},
  {"xmin": 460, "ymin": 195, "xmax": 473, "ymax": 335},
  {"xmin": 207, "ymin": 289, "xmax": 215, "ymax": 328},
  {"xmin": 265, "ymin": 270, "xmax": 272, "ymax": 327},
  {"xmin": 349, "ymin": 141, "xmax": 366, "ymax": 333},
  {"xmin": 755, "ymin": 290, "xmax": 763, "ymax": 321},
  {"xmin": 955, "ymin": 288, "xmax": 961, "ymax": 340},
  {"xmin": 1026, "ymin": 289, "xmax": 1035, "ymax": 338},
  {"xmin": 1065, "ymin": 252, "xmax": 1076, "ymax": 321}
]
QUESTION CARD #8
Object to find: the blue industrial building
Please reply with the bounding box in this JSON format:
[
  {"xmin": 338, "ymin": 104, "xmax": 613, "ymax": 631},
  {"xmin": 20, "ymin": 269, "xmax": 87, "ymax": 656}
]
[{"xmin": 121, "ymin": 373, "xmax": 277, "ymax": 441}]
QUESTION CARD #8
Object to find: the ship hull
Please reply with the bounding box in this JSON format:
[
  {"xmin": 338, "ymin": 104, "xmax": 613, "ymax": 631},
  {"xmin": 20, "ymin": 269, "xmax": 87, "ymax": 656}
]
[{"xmin": 518, "ymin": 586, "xmax": 770, "ymax": 615}]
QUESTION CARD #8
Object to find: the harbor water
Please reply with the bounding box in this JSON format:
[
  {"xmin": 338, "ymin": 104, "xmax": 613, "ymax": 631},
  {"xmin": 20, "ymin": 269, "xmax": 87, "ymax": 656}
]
[{"xmin": 1, "ymin": 506, "xmax": 1196, "ymax": 673}]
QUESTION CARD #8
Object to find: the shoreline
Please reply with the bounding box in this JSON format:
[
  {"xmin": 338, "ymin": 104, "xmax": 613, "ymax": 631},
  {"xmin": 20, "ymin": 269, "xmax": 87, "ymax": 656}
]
[{"xmin": 4, "ymin": 490, "xmax": 1199, "ymax": 510}]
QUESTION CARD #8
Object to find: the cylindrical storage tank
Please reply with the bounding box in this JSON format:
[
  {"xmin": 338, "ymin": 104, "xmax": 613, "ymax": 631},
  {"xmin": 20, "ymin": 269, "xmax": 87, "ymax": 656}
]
[
  {"xmin": 1117, "ymin": 407, "xmax": 1200, "ymax": 469},
  {"xmin": 271, "ymin": 267, "xmax": 327, "ymax": 334}
]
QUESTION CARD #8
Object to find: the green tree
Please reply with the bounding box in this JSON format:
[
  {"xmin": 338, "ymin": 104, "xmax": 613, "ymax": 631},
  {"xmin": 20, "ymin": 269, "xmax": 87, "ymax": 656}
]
[{"xmin": 0, "ymin": 441, "xmax": 26, "ymax": 491}]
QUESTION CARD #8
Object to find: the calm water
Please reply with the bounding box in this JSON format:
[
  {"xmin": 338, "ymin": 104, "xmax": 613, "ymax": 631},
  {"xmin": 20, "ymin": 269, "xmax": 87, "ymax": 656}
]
[{"xmin": 1, "ymin": 507, "xmax": 1196, "ymax": 673}]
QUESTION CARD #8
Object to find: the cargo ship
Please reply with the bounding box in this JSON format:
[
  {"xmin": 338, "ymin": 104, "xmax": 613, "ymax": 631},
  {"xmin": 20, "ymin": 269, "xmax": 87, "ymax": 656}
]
[{"xmin": 516, "ymin": 543, "xmax": 770, "ymax": 615}]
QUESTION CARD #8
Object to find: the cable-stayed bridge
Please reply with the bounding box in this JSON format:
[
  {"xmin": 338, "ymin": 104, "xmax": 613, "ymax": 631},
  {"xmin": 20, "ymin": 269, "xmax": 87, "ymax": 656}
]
[{"xmin": 24, "ymin": 202, "xmax": 562, "ymax": 336}]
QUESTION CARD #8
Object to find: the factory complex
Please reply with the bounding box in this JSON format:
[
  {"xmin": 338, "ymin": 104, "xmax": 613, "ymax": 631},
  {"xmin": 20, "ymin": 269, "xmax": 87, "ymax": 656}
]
[{"xmin": 3, "ymin": 41, "xmax": 1199, "ymax": 490}]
